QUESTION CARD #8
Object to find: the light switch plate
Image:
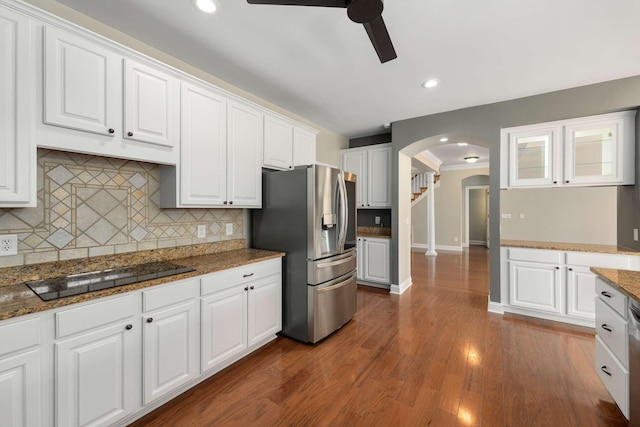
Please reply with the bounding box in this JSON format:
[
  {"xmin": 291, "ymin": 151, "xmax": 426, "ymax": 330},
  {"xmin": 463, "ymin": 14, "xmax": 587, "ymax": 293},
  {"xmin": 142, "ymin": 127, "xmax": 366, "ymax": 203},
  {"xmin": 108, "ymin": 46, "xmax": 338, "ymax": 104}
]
[
  {"xmin": 634, "ymin": 229, "xmax": 638, "ymax": 241},
  {"xmin": 226, "ymin": 223, "xmax": 233, "ymax": 236},
  {"xmin": 375, "ymin": 216, "xmax": 380, "ymax": 225}
]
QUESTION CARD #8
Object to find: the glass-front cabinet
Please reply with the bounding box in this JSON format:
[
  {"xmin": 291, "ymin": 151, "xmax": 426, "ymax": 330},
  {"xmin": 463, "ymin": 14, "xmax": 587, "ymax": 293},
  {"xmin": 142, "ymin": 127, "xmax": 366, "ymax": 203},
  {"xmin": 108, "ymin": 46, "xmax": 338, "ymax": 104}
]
[{"xmin": 500, "ymin": 111, "xmax": 635, "ymax": 189}]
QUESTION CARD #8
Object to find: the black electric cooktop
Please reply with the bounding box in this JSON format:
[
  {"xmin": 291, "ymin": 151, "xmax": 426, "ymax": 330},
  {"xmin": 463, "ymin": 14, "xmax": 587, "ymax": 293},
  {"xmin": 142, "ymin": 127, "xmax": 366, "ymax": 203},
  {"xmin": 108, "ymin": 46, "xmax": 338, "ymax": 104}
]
[{"xmin": 25, "ymin": 261, "xmax": 196, "ymax": 301}]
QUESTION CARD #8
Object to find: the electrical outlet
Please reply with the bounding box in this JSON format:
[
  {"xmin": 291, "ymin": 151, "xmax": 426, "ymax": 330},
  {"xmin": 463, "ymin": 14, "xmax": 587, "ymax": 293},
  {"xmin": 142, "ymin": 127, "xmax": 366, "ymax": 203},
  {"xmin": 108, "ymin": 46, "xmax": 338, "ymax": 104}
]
[
  {"xmin": 226, "ymin": 223, "xmax": 233, "ymax": 236},
  {"xmin": 197, "ymin": 225, "xmax": 206, "ymax": 238},
  {"xmin": 634, "ymin": 228, "xmax": 638, "ymax": 241},
  {"xmin": 0, "ymin": 234, "xmax": 18, "ymax": 256},
  {"xmin": 519, "ymin": 213, "xmax": 525, "ymax": 219},
  {"xmin": 374, "ymin": 216, "xmax": 380, "ymax": 225}
]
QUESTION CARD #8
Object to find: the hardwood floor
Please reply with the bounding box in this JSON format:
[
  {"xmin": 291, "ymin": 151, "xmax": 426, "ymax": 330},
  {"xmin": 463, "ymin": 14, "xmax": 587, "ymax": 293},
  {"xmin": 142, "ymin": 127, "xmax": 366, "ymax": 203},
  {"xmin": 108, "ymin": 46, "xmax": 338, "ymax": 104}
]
[{"xmin": 130, "ymin": 247, "xmax": 627, "ymax": 426}]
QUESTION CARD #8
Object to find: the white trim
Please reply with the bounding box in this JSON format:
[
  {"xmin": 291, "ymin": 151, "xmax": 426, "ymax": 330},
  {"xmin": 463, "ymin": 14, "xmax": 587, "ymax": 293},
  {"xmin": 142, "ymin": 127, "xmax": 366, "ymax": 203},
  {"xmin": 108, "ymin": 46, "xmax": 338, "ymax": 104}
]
[
  {"xmin": 416, "ymin": 150, "xmax": 443, "ymax": 170},
  {"xmin": 469, "ymin": 240, "xmax": 487, "ymax": 246},
  {"xmin": 487, "ymin": 299, "xmax": 504, "ymax": 314},
  {"xmin": 411, "ymin": 243, "xmax": 428, "ymax": 249},
  {"xmin": 464, "ymin": 184, "xmax": 489, "ymax": 247},
  {"xmin": 440, "ymin": 162, "xmax": 490, "ymax": 171},
  {"xmin": 390, "ymin": 277, "xmax": 412, "ymax": 295},
  {"xmin": 462, "ymin": 243, "xmax": 469, "ymax": 248},
  {"xmin": 501, "ymin": 306, "xmax": 595, "ymax": 328},
  {"xmin": 435, "ymin": 244, "xmax": 463, "ymax": 252}
]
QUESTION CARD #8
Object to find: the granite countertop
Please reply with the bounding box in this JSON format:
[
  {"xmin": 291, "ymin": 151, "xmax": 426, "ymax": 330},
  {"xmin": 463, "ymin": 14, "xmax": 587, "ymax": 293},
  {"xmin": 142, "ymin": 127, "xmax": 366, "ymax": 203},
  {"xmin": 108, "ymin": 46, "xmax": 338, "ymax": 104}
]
[
  {"xmin": 0, "ymin": 243, "xmax": 284, "ymax": 322},
  {"xmin": 591, "ymin": 268, "xmax": 640, "ymax": 302},
  {"xmin": 357, "ymin": 227, "xmax": 391, "ymax": 239},
  {"xmin": 501, "ymin": 239, "xmax": 640, "ymax": 256}
]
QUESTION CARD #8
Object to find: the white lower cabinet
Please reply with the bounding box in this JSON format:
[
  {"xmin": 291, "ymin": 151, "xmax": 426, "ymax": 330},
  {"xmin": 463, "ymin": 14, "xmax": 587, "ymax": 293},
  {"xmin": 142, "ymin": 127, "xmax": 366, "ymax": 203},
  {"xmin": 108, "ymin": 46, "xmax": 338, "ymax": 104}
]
[
  {"xmin": 500, "ymin": 246, "xmax": 640, "ymax": 327},
  {"xmin": 200, "ymin": 259, "xmax": 282, "ymax": 373},
  {"xmin": 357, "ymin": 237, "xmax": 391, "ymax": 285},
  {"xmin": 55, "ymin": 295, "xmax": 139, "ymax": 427},
  {"xmin": 0, "ymin": 316, "xmax": 42, "ymax": 427}
]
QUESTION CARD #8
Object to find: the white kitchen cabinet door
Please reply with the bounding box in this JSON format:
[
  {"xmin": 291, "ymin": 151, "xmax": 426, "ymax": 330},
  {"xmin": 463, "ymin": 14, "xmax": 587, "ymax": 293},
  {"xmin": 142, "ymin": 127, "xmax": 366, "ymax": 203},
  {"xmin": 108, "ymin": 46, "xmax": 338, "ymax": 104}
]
[
  {"xmin": 507, "ymin": 126, "xmax": 560, "ymax": 188},
  {"xmin": 201, "ymin": 285, "xmax": 247, "ymax": 373},
  {"xmin": 0, "ymin": 8, "xmax": 35, "ymax": 207},
  {"xmin": 356, "ymin": 238, "xmax": 364, "ymax": 281},
  {"xmin": 293, "ymin": 126, "xmax": 316, "ymax": 167},
  {"xmin": 142, "ymin": 301, "xmax": 198, "ymax": 405},
  {"xmin": 247, "ymin": 275, "xmax": 282, "ymax": 347},
  {"xmin": 179, "ymin": 82, "xmax": 227, "ymax": 206},
  {"xmin": 124, "ymin": 59, "xmax": 179, "ymax": 148},
  {"xmin": 44, "ymin": 26, "xmax": 121, "ymax": 136},
  {"xmin": 55, "ymin": 320, "xmax": 137, "ymax": 427},
  {"xmin": 362, "ymin": 238, "xmax": 390, "ymax": 284},
  {"xmin": 566, "ymin": 266, "xmax": 596, "ymax": 320},
  {"xmin": 263, "ymin": 114, "xmax": 294, "ymax": 170},
  {"xmin": 563, "ymin": 118, "xmax": 623, "ymax": 185},
  {"xmin": 508, "ymin": 261, "xmax": 563, "ymax": 314},
  {"xmin": 227, "ymin": 100, "xmax": 263, "ymax": 208},
  {"xmin": 367, "ymin": 146, "xmax": 392, "ymax": 208},
  {"xmin": 0, "ymin": 349, "xmax": 41, "ymax": 427},
  {"xmin": 342, "ymin": 149, "xmax": 367, "ymax": 208}
]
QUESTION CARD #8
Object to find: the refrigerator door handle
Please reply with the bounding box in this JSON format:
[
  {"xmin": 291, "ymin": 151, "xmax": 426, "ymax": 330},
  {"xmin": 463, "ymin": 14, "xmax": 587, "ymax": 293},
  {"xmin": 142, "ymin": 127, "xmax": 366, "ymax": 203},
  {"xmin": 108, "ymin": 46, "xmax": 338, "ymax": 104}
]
[{"xmin": 337, "ymin": 172, "xmax": 348, "ymax": 251}]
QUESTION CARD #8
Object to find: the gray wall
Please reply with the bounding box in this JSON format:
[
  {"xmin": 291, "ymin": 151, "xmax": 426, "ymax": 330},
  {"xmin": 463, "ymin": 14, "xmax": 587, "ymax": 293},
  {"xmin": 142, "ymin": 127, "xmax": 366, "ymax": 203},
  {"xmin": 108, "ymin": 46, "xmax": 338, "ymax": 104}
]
[
  {"xmin": 357, "ymin": 209, "xmax": 392, "ymax": 228},
  {"xmin": 391, "ymin": 75, "xmax": 640, "ymax": 303}
]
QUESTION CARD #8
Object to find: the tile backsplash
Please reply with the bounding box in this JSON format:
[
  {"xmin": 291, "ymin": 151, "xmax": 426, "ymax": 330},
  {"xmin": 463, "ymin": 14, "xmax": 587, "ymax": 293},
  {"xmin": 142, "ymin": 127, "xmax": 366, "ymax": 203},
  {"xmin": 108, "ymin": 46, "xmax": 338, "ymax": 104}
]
[{"xmin": 0, "ymin": 149, "xmax": 244, "ymax": 267}]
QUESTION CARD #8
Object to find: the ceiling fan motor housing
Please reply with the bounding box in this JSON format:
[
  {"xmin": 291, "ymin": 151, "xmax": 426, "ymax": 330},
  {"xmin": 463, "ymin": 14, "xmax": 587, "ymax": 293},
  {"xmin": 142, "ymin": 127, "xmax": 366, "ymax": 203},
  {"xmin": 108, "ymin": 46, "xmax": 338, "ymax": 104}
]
[{"xmin": 347, "ymin": 0, "xmax": 383, "ymax": 23}]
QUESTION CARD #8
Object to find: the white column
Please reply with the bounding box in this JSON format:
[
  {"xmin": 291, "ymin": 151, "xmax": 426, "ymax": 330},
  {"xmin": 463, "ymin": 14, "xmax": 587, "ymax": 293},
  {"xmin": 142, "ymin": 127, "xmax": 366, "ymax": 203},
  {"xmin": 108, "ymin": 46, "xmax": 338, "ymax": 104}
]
[{"xmin": 426, "ymin": 172, "xmax": 437, "ymax": 257}]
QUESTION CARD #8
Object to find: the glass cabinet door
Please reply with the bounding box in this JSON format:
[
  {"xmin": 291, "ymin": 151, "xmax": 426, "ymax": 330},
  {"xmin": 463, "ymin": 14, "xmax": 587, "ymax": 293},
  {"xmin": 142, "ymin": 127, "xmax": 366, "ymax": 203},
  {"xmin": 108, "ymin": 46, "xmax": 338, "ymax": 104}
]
[
  {"xmin": 508, "ymin": 128, "xmax": 558, "ymax": 187},
  {"xmin": 564, "ymin": 120, "xmax": 621, "ymax": 185}
]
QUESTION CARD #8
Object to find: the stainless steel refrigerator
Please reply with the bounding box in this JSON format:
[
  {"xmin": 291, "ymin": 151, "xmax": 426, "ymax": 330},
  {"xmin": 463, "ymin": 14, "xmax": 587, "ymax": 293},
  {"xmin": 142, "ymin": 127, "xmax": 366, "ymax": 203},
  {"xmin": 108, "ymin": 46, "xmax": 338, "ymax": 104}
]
[{"xmin": 252, "ymin": 165, "xmax": 357, "ymax": 343}]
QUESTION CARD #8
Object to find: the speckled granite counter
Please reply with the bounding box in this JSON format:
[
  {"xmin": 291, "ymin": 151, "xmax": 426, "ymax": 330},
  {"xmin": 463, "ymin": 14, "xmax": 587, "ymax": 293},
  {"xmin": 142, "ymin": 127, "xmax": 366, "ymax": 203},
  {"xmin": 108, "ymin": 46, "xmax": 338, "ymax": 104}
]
[
  {"xmin": 591, "ymin": 268, "xmax": 640, "ymax": 302},
  {"xmin": 0, "ymin": 240, "xmax": 284, "ymax": 321},
  {"xmin": 501, "ymin": 239, "xmax": 640, "ymax": 256},
  {"xmin": 357, "ymin": 227, "xmax": 391, "ymax": 239}
]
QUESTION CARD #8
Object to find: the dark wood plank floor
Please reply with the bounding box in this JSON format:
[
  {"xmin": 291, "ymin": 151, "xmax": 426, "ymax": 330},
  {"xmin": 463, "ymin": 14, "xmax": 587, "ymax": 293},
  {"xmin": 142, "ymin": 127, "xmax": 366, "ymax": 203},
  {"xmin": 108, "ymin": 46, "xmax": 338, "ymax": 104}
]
[{"xmin": 130, "ymin": 247, "xmax": 627, "ymax": 426}]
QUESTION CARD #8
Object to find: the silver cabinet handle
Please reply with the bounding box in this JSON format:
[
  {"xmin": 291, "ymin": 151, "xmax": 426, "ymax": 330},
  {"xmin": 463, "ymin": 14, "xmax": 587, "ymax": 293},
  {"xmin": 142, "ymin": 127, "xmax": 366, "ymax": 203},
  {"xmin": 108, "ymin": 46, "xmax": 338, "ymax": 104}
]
[{"xmin": 316, "ymin": 254, "xmax": 356, "ymax": 269}]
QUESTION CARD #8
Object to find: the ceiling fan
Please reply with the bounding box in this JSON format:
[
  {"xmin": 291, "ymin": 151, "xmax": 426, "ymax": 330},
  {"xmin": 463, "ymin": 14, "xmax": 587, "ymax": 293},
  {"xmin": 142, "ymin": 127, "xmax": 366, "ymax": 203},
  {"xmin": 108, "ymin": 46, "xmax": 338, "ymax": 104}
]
[{"xmin": 246, "ymin": 0, "xmax": 397, "ymax": 63}]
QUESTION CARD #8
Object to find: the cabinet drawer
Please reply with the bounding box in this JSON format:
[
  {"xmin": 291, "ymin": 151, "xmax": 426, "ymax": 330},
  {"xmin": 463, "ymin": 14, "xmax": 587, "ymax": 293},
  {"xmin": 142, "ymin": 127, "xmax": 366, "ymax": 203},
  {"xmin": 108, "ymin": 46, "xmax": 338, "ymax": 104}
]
[
  {"xmin": 566, "ymin": 252, "xmax": 632, "ymax": 269},
  {"xmin": 143, "ymin": 278, "xmax": 197, "ymax": 312},
  {"xmin": 596, "ymin": 278, "xmax": 628, "ymax": 318},
  {"xmin": 0, "ymin": 316, "xmax": 40, "ymax": 357},
  {"xmin": 595, "ymin": 298, "xmax": 628, "ymax": 366},
  {"xmin": 201, "ymin": 258, "xmax": 281, "ymax": 296},
  {"xmin": 507, "ymin": 248, "xmax": 563, "ymax": 264},
  {"xmin": 595, "ymin": 336, "xmax": 629, "ymax": 419},
  {"xmin": 55, "ymin": 294, "xmax": 137, "ymax": 339}
]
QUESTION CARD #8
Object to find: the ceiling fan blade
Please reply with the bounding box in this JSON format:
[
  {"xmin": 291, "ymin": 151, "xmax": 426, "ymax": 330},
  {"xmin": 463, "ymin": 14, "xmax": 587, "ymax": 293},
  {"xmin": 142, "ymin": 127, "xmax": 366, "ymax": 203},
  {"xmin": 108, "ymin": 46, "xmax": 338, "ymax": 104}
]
[
  {"xmin": 363, "ymin": 15, "xmax": 396, "ymax": 63},
  {"xmin": 247, "ymin": 0, "xmax": 348, "ymax": 7}
]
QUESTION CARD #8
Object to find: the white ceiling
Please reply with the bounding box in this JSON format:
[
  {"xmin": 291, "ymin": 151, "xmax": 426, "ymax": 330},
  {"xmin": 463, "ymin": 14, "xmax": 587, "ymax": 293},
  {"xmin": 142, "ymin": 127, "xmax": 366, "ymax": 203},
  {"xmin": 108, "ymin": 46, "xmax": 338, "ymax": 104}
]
[
  {"xmin": 55, "ymin": 0, "xmax": 640, "ymax": 138},
  {"xmin": 425, "ymin": 142, "xmax": 489, "ymax": 169}
]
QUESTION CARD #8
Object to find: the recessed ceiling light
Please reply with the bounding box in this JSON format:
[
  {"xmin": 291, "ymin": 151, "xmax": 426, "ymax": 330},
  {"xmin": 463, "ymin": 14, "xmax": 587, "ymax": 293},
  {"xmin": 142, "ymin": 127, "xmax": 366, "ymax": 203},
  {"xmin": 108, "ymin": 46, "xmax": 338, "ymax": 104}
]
[
  {"xmin": 439, "ymin": 137, "xmax": 448, "ymax": 142},
  {"xmin": 192, "ymin": 0, "xmax": 217, "ymax": 14},
  {"xmin": 464, "ymin": 156, "xmax": 479, "ymax": 164},
  {"xmin": 422, "ymin": 79, "xmax": 440, "ymax": 89},
  {"xmin": 457, "ymin": 142, "xmax": 468, "ymax": 146}
]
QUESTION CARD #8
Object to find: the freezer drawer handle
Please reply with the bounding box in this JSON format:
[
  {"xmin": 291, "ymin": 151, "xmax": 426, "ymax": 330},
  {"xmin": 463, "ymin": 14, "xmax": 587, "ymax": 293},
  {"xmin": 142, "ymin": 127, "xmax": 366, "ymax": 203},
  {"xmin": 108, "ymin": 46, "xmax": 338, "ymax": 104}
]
[
  {"xmin": 317, "ymin": 275, "xmax": 354, "ymax": 294},
  {"xmin": 316, "ymin": 254, "xmax": 356, "ymax": 269},
  {"xmin": 243, "ymin": 273, "xmax": 254, "ymax": 278},
  {"xmin": 600, "ymin": 366, "xmax": 612, "ymax": 377}
]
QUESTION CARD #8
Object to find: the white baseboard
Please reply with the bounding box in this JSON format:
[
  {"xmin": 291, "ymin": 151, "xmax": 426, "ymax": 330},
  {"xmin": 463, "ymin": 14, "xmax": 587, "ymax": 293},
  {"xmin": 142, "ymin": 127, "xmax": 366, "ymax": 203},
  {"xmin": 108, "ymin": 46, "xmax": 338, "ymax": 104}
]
[
  {"xmin": 470, "ymin": 240, "xmax": 487, "ymax": 246},
  {"xmin": 411, "ymin": 243, "xmax": 427, "ymax": 250},
  {"xmin": 487, "ymin": 298, "xmax": 503, "ymax": 314},
  {"xmin": 435, "ymin": 244, "xmax": 463, "ymax": 252},
  {"xmin": 390, "ymin": 277, "xmax": 412, "ymax": 295}
]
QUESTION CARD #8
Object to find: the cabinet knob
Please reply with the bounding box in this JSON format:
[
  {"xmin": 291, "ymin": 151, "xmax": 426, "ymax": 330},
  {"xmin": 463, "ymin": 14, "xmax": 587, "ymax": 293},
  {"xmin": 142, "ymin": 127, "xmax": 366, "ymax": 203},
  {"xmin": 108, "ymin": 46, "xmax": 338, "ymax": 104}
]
[
  {"xmin": 147, "ymin": 318, "xmax": 153, "ymax": 323},
  {"xmin": 229, "ymin": 201, "xmax": 233, "ymax": 205},
  {"xmin": 244, "ymin": 287, "xmax": 248, "ymax": 291},
  {"xmin": 367, "ymin": 204, "xmax": 370, "ymax": 207},
  {"xmin": 125, "ymin": 324, "xmax": 133, "ymax": 330},
  {"xmin": 568, "ymin": 268, "xmax": 573, "ymax": 271},
  {"xmin": 565, "ymin": 180, "xmax": 570, "ymax": 183},
  {"xmin": 601, "ymin": 324, "xmax": 612, "ymax": 332},
  {"xmin": 555, "ymin": 266, "xmax": 559, "ymax": 270},
  {"xmin": 108, "ymin": 128, "xmax": 115, "ymax": 134},
  {"xmin": 553, "ymin": 181, "xmax": 557, "ymax": 184},
  {"xmin": 289, "ymin": 166, "xmax": 293, "ymax": 169},
  {"xmin": 223, "ymin": 201, "xmax": 228, "ymax": 205},
  {"xmin": 601, "ymin": 366, "xmax": 612, "ymax": 377},
  {"xmin": 250, "ymin": 286, "xmax": 255, "ymax": 290},
  {"xmin": 601, "ymin": 291, "xmax": 612, "ymax": 298},
  {"xmin": 127, "ymin": 131, "xmax": 134, "ymax": 137}
]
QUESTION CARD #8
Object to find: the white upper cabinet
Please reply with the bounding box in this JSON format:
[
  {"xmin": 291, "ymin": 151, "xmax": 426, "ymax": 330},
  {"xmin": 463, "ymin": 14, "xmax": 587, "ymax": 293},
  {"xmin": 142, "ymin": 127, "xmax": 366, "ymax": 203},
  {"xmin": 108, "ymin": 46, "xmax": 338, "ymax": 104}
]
[
  {"xmin": 160, "ymin": 83, "xmax": 263, "ymax": 208},
  {"xmin": 342, "ymin": 143, "xmax": 391, "ymax": 208},
  {"xmin": 263, "ymin": 113, "xmax": 317, "ymax": 170},
  {"xmin": 123, "ymin": 59, "xmax": 179, "ymax": 148},
  {"xmin": 0, "ymin": 8, "xmax": 35, "ymax": 207},
  {"xmin": 501, "ymin": 111, "xmax": 635, "ymax": 189},
  {"xmin": 44, "ymin": 26, "xmax": 120, "ymax": 136},
  {"xmin": 227, "ymin": 99, "xmax": 263, "ymax": 208}
]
